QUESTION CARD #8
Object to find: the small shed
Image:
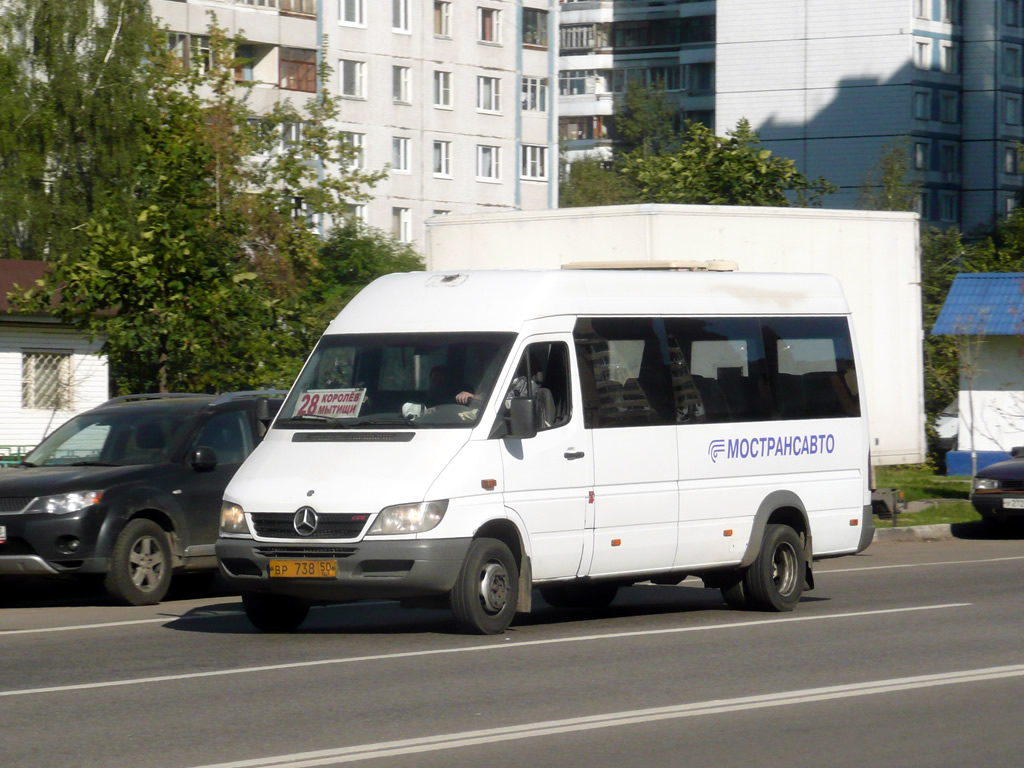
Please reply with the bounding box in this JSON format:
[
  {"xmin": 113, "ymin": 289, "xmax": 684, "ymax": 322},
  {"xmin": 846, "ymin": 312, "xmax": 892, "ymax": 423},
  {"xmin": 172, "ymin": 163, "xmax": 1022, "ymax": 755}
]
[
  {"xmin": 0, "ymin": 260, "xmax": 109, "ymax": 461},
  {"xmin": 932, "ymin": 272, "xmax": 1024, "ymax": 475}
]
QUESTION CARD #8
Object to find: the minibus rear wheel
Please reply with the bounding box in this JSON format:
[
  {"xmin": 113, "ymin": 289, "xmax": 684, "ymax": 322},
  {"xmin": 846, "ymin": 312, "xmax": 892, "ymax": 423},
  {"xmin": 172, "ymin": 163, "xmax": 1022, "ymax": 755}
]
[
  {"xmin": 742, "ymin": 524, "xmax": 805, "ymax": 612},
  {"xmin": 450, "ymin": 538, "xmax": 519, "ymax": 635},
  {"xmin": 242, "ymin": 592, "xmax": 310, "ymax": 632}
]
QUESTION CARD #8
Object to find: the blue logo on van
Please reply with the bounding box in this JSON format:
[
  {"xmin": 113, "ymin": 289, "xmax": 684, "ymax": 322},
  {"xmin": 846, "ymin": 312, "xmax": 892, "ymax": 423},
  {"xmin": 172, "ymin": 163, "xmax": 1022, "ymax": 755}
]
[{"xmin": 709, "ymin": 434, "xmax": 836, "ymax": 463}]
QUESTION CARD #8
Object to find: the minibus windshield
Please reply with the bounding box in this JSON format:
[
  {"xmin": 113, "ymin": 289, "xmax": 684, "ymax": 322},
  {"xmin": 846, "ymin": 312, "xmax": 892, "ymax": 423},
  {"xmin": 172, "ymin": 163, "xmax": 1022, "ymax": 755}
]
[{"xmin": 275, "ymin": 332, "xmax": 516, "ymax": 429}]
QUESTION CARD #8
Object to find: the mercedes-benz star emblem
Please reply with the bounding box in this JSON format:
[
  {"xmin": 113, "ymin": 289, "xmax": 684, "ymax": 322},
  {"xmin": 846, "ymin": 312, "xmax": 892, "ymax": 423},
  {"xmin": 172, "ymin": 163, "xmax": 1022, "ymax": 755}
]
[{"xmin": 293, "ymin": 506, "xmax": 319, "ymax": 536}]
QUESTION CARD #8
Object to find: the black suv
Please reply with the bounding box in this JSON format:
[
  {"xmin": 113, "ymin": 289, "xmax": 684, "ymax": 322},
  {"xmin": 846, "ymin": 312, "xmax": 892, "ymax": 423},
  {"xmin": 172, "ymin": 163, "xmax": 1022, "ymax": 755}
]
[{"xmin": 0, "ymin": 391, "xmax": 282, "ymax": 604}]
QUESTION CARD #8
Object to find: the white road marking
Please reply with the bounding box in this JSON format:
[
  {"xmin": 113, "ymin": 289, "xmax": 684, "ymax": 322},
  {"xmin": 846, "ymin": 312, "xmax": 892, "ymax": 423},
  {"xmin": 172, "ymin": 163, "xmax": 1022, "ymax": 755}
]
[
  {"xmin": 822, "ymin": 554, "xmax": 1024, "ymax": 573},
  {"xmin": 0, "ymin": 603, "xmax": 969, "ymax": 698},
  {"xmin": 186, "ymin": 663, "xmax": 1024, "ymax": 768}
]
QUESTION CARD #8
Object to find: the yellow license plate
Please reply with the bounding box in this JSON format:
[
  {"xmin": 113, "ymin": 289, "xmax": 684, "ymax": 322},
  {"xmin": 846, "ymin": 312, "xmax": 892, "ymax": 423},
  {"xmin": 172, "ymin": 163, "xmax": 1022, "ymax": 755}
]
[{"xmin": 268, "ymin": 559, "xmax": 337, "ymax": 579}]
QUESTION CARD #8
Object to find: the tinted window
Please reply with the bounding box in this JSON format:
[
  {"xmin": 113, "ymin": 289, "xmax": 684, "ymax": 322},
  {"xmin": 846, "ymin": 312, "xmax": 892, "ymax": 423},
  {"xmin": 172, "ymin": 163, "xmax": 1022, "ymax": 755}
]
[{"xmin": 191, "ymin": 410, "xmax": 253, "ymax": 464}]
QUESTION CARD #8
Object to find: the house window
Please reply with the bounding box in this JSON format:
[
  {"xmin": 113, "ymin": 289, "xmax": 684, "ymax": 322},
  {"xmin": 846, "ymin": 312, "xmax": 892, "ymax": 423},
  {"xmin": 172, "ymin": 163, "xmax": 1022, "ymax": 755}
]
[
  {"xmin": 521, "ymin": 76, "xmax": 548, "ymax": 112},
  {"xmin": 433, "ymin": 140, "xmax": 452, "ymax": 177},
  {"xmin": 340, "ymin": 0, "xmax": 364, "ymax": 25},
  {"xmin": 393, "ymin": 65, "xmax": 411, "ymax": 103},
  {"xmin": 1005, "ymin": 146, "xmax": 1020, "ymax": 174},
  {"xmin": 941, "ymin": 0, "xmax": 957, "ymax": 23},
  {"xmin": 915, "ymin": 0, "xmax": 929, "ymax": 18},
  {"xmin": 167, "ymin": 32, "xmax": 187, "ymax": 62},
  {"xmin": 392, "ymin": 137, "xmax": 410, "ymax": 172},
  {"xmin": 393, "ymin": 0, "xmax": 410, "ymax": 32},
  {"xmin": 434, "ymin": 70, "xmax": 452, "ymax": 107},
  {"xmin": 392, "ymin": 207, "xmax": 412, "ymax": 242},
  {"xmin": 346, "ymin": 203, "xmax": 368, "ymax": 223},
  {"xmin": 281, "ymin": 121, "xmax": 304, "ymax": 149},
  {"xmin": 940, "ymin": 143, "xmax": 959, "ymax": 176},
  {"xmin": 191, "ymin": 35, "xmax": 212, "ymax": 73},
  {"xmin": 22, "ymin": 351, "xmax": 73, "ymax": 410},
  {"xmin": 234, "ymin": 44, "xmax": 255, "ymax": 82},
  {"xmin": 914, "ymin": 90, "xmax": 930, "ymax": 120},
  {"xmin": 477, "ymin": 75, "xmax": 501, "ymax": 112},
  {"xmin": 939, "ymin": 192, "xmax": 959, "ymax": 222},
  {"xmin": 1007, "ymin": 196, "xmax": 1019, "ymax": 215},
  {"xmin": 914, "ymin": 39, "xmax": 930, "ymax": 70},
  {"xmin": 940, "ymin": 43, "xmax": 957, "ymax": 74},
  {"xmin": 340, "ymin": 59, "xmax": 366, "ymax": 98},
  {"xmin": 477, "ymin": 144, "xmax": 501, "ymax": 180},
  {"xmin": 280, "ymin": 0, "xmax": 316, "ymax": 13},
  {"xmin": 914, "ymin": 141, "xmax": 929, "ymax": 170},
  {"xmin": 1006, "ymin": 95, "xmax": 1022, "ymax": 125},
  {"xmin": 686, "ymin": 62, "xmax": 715, "ymax": 94},
  {"xmin": 479, "ymin": 7, "xmax": 501, "ymax": 43},
  {"xmin": 1008, "ymin": 0, "xmax": 1021, "ymax": 26},
  {"xmin": 1006, "ymin": 46, "xmax": 1022, "ymax": 77},
  {"xmin": 522, "ymin": 8, "xmax": 549, "ymax": 48},
  {"xmin": 343, "ymin": 132, "xmax": 365, "ymax": 169},
  {"xmin": 520, "ymin": 144, "xmax": 548, "ymax": 180},
  {"xmin": 434, "ymin": 1, "xmax": 451, "ymax": 36},
  {"xmin": 940, "ymin": 92, "xmax": 958, "ymax": 122},
  {"xmin": 280, "ymin": 48, "xmax": 316, "ymax": 92}
]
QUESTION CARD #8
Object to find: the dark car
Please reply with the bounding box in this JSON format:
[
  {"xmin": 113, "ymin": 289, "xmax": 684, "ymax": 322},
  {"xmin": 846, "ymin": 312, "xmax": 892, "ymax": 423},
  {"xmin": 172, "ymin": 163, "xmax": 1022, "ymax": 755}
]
[
  {"xmin": 971, "ymin": 447, "xmax": 1024, "ymax": 524},
  {"xmin": 0, "ymin": 391, "xmax": 282, "ymax": 604}
]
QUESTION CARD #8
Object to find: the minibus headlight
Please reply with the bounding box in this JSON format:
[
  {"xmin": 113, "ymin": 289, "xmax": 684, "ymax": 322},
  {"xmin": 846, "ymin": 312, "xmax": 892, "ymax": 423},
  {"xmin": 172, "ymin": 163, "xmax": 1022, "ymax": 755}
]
[
  {"xmin": 220, "ymin": 502, "xmax": 250, "ymax": 535},
  {"xmin": 25, "ymin": 490, "xmax": 103, "ymax": 515},
  {"xmin": 368, "ymin": 500, "xmax": 448, "ymax": 535},
  {"xmin": 973, "ymin": 477, "xmax": 1001, "ymax": 491}
]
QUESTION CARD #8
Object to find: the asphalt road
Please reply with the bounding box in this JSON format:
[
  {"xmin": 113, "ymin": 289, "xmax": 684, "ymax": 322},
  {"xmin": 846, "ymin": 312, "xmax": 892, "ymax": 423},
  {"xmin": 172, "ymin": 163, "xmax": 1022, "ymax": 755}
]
[{"xmin": 3, "ymin": 536, "xmax": 1024, "ymax": 768}]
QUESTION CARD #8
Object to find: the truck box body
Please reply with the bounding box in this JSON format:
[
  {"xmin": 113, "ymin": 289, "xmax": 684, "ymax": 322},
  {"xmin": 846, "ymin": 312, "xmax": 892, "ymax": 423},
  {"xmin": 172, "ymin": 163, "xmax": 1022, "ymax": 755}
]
[{"xmin": 426, "ymin": 203, "xmax": 923, "ymax": 466}]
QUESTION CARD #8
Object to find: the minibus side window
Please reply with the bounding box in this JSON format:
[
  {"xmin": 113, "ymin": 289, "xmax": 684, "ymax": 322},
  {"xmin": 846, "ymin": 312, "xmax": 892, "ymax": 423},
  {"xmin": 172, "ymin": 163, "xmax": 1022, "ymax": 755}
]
[
  {"xmin": 507, "ymin": 342, "xmax": 572, "ymax": 431},
  {"xmin": 761, "ymin": 317, "xmax": 860, "ymax": 419}
]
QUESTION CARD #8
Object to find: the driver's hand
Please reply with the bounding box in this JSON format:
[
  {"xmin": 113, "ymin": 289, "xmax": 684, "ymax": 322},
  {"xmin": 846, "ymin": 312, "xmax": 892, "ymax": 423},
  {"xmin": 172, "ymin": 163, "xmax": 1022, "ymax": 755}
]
[{"xmin": 455, "ymin": 391, "xmax": 475, "ymax": 405}]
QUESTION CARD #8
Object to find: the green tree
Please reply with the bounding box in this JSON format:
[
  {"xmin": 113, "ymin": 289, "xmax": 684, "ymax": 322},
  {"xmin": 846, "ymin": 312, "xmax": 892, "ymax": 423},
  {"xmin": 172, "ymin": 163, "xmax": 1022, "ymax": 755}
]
[
  {"xmin": 559, "ymin": 155, "xmax": 641, "ymax": 208},
  {"xmin": 619, "ymin": 119, "xmax": 836, "ymax": 207},
  {"xmin": 0, "ymin": 0, "xmax": 156, "ymax": 260},
  {"xmin": 858, "ymin": 139, "xmax": 921, "ymax": 212},
  {"xmin": 613, "ymin": 80, "xmax": 679, "ymax": 158}
]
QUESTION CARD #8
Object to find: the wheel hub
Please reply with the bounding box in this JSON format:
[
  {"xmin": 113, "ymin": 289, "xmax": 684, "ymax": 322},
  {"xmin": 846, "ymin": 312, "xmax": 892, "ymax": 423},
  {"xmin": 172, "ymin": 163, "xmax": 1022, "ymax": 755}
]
[{"xmin": 479, "ymin": 561, "xmax": 509, "ymax": 614}]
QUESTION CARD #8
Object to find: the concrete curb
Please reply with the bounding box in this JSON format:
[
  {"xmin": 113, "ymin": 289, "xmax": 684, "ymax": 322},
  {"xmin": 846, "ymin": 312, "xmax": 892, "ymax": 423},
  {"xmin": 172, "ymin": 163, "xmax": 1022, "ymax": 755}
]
[{"xmin": 873, "ymin": 523, "xmax": 953, "ymax": 542}]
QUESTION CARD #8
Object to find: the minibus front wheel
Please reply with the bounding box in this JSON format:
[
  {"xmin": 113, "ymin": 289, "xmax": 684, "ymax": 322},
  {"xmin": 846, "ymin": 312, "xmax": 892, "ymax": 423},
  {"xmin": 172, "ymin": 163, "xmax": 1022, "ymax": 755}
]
[{"xmin": 450, "ymin": 538, "xmax": 519, "ymax": 634}]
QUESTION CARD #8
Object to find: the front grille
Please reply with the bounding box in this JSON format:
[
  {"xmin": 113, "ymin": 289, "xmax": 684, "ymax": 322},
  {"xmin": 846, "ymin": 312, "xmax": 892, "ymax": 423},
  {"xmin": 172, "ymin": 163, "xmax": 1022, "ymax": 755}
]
[
  {"xmin": 0, "ymin": 497, "xmax": 32, "ymax": 513},
  {"xmin": 255, "ymin": 546, "xmax": 358, "ymax": 559},
  {"xmin": 251, "ymin": 512, "xmax": 368, "ymax": 540},
  {"xmin": 1001, "ymin": 480, "xmax": 1024, "ymax": 491}
]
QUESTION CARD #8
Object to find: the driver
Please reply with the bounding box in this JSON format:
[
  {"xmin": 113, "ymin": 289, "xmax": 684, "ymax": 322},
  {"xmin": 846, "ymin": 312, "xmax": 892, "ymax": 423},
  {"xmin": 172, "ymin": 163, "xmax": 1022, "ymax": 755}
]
[{"xmin": 426, "ymin": 365, "xmax": 476, "ymax": 407}]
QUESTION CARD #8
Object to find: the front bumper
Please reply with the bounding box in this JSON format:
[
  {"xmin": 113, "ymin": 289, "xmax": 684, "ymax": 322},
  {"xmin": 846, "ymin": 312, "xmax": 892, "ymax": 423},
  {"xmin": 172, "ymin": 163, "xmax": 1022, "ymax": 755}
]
[
  {"xmin": 971, "ymin": 493, "xmax": 1024, "ymax": 521},
  {"xmin": 215, "ymin": 536, "xmax": 472, "ymax": 602},
  {"xmin": 0, "ymin": 508, "xmax": 109, "ymax": 575}
]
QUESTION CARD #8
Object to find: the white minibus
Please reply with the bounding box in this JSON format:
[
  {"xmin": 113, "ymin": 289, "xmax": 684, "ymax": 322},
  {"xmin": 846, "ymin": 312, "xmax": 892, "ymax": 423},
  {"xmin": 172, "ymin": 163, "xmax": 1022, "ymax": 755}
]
[{"xmin": 216, "ymin": 269, "xmax": 873, "ymax": 634}]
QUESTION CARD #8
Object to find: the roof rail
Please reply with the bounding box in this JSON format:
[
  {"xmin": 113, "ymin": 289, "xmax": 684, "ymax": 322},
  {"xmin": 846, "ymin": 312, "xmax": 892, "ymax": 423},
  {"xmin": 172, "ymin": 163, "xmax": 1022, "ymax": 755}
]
[
  {"xmin": 562, "ymin": 259, "xmax": 738, "ymax": 272},
  {"xmin": 100, "ymin": 393, "xmax": 204, "ymax": 407},
  {"xmin": 210, "ymin": 389, "xmax": 289, "ymax": 405}
]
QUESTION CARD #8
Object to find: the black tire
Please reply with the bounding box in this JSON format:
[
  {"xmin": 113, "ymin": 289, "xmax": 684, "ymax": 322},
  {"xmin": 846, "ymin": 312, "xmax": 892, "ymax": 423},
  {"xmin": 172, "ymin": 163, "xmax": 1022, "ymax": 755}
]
[
  {"xmin": 450, "ymin": 538, "xmax": 519, "ymax": 634},
  {"xmin": 242, "ymin": 592, "xmax": 310, "ymax": 632},
  {"xmin": 540, "ymin": 582, "xmax": 619, "ymax": 610},
  {"xmin": 104, "ymin": 518, "xmax": 173, "ymax": 606},
  {"xmin": 742, "ymin": 524, "xmax": 806, "ymax": 612}
]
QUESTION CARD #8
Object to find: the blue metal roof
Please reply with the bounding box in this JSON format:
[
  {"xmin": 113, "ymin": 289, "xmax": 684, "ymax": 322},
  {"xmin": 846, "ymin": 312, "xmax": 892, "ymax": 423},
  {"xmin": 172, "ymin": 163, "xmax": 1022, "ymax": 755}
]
[{"xmin": 932, "ymin": 273, "xmax": 1024, "ymax": 336}]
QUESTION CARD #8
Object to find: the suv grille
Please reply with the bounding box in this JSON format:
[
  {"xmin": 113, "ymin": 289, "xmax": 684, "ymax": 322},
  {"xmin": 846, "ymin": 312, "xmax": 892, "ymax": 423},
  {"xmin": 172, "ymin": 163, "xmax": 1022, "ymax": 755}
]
[
  {"xmin": 251, "ymin": 512, "xmax": 368, "ymax": 540},
  {"xmin": 0, "ymin": 497, "xmax": 31, "ymax": 513},
  {"xmin": 255, "ymin": 546, "xmax": 358, "ymax": 559}
]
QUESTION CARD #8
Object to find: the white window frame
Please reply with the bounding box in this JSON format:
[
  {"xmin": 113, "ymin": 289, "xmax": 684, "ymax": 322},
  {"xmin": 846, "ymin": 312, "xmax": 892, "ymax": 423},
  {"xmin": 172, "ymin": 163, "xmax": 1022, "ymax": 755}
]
[
  {"xmin": 941, "ymin": 0, "xmax": 958, "ymax": 23},
  {"xmin": 392, "ymin": 136, "xmax": 410, "ymax": 172},
  {"xmin": 477, "ymin": 75, "xmax": 501, "ymax": 113},
  {"xmin": 520, "ymin": 144, "xmax": 548, "ymax": 181},
  {"xmin": 434, "ymin": 70, "xmax": 452, "ymax": 108},
  {"xmin": 433, "ymin": 140, "xmax": 452, "ymax": 177},
  {"xmin": 940, "ymin": 42, "xmax": 957, "ymax": 73},
  {"xmin": 343, "ymin": 132, "xmax": 365, "ymax": 169},
  {"xmin": 521, "ymin": 76, "xmax": 549, "ymax": 112},
  {"xmin": 476, "ymin": 144, "xmax": 501, "ymax": 181},
  {"xmin": 914, "ymin": 141, "xmax": 929, "ymax": 170},
  {"xmin": 478, "ymin": 7, "xmax": 501, "ymax": 44},
  {"xmin": 393, "ymin": 65, "xmax": 411, "ymax": 104},
  {"xmin": 347, "ymin": 203, "xmax": 368, "ymax": 224},
  {"xmin": 340, "ymin": 59, "xmax": 366, "ymax": 98},
  {"xmin": 914, "ymin": 39, "xmax": 931, "ymax": 70},
  {"xmin": 393, "ymin": 0, "xmax": 410, "ymax": 33},
  {"xmin": 915, "ymin": 0, "xmax": 929, "ymax": 18},
  {"xmin": 434, "ymin": 1, "xmax": 451, "ymax": 37},
  {"xmin": 340, "ymin": 0, "xmax": 365, "ymax": 26},
  {"xmin": 392, "ymin": 207, "xmax": 412, "ymax": 242}
]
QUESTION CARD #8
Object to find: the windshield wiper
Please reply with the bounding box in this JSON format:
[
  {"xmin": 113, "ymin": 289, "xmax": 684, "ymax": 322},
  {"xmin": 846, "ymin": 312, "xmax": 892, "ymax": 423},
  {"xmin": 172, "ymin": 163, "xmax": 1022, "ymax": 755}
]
[{"xmin": 66, "ymin": 461, "xmax": 121, "ymax": 467}]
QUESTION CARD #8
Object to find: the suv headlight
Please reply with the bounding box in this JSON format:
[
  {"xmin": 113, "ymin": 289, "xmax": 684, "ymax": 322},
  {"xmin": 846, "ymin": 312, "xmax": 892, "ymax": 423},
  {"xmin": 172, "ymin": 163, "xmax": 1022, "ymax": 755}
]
[
  {"xmin": 25, "ymin": 490, "xmax": 104, "ymax": 515},
  {"xmin": 220, "ymin": 502, "xmax": 250, "ymax": 535},
  {"xmin": 367, "ymin": 500, "xmax": 448, "ymax": 535},
  {"xmin": 973, "ymin": 477, "xmax": 1001, "ymax": 491}
]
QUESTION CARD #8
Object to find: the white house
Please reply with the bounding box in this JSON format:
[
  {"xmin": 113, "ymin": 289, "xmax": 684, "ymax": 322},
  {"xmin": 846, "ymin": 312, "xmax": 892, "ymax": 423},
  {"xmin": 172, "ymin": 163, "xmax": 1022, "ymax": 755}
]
[
  {"xmin": 932, "ymin": 272, "xmax": 1024, "ymax": 475},
  {"xmin": 0, "ymin": 260, "xmax": 109, "ymax": 459}
]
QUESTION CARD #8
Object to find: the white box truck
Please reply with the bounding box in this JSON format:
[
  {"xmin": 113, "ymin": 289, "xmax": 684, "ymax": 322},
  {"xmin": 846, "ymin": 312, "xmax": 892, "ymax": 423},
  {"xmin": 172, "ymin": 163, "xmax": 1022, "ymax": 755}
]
[{"xmin": 426, "ymin": 204, "xmax": 924, "ymax": 467}]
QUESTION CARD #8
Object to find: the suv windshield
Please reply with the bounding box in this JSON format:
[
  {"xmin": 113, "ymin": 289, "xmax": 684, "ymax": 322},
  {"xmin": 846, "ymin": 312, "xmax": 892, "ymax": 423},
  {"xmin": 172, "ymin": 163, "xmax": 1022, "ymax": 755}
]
[
  {"xmin": 24, "ymin": 408, "xmax": 194, "ymax": 467},
  {"xmin": 275, "ymin": 332, "xmax": 516, "ymax": 429}
]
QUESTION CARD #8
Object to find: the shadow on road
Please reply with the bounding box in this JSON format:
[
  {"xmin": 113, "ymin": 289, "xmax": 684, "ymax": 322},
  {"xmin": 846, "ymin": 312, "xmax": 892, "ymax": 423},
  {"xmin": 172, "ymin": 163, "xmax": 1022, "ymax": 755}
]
[{"xmin": 950, "ymin": 520, "xmax": 1024, "ymax": 540}]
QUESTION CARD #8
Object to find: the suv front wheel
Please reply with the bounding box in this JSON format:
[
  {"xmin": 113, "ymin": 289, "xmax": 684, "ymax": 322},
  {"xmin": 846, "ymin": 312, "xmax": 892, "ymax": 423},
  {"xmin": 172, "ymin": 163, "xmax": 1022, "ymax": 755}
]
[{"xmin": 104, "ymin": 518, "xmax": 173, "ymax": 605}]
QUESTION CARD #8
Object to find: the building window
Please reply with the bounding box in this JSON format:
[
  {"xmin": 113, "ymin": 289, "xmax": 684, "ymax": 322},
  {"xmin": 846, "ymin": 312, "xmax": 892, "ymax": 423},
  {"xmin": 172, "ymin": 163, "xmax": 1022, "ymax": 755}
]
[
  {"xmin": 914, "ymin": 90, "xmax": 930, "ymax": 120},
  {"xmin": 433, "ymin": 140, "xmax": 452, "ymax": 177},
  {"xmin": 939, "ymin": 192, "xmax": 959, "ymax": 222},
  {"xmin": 917, "ymin": 191, "xmax": 930, "ymax": 218},
  {"xmin": 940, "ymin": 143, "xmax": 959, "ymax": 177},
  {"xmin": 940, "ymin": 92, "xmax": 958, "ymax": 122},
  {"xmin": 340, "ymin": 0, "xmax": 364, "ymax": 25},
  {"xmin": 392, "ymin": 207, "xmax": 412, "ymax": 242},
  {"xmin": 22, "ymin": 351, "xmax": 73, "ymax": 410},
  {"xmin": 343, "ymin": 132, "xmax": 365, "ymax": 169},
  {"xmin": 191, "ymin": 35, "xmax": 212, "ymax": 73},
  {"xmin": 1008, "ymin": 0, "xmax": 1021, "ymax": 26},
  {"xmin": 520, "ymin": 144, "xmax": 548, "ymax": 180},
  {"xmin": 941, "ymin": 0, "xmax": 958, "ymax": 23},
  {"xmin": 279, "ymin": 0, "xmax": 316, "ymax": 14},
  {"xmin": 687, "ymin": 62, "xmax": 714, "ymax": 94},
  {"xmin": 1006, "ymin": 95, "xmax": 1022, "ymax": 125},
  {"xmin": 281, "ymin": 121, "xmax": 303, "ymax": 149},
  {"xmin": 234, "ymin": 44, "xmax": 255, "ymax": 82},
  {"xmin": 914, "ymin": 39, "xmax": 930, "ymax": 70},
  {"xmin": 477, "ymin": 144, "xmax": 501, "ymax": 180},
  {"xmin": 340, "ymin": 59, "xmax": 366, "ymax": 98},
  {"xmin": 940, "ymin": 43, "xmax": 958, "ymax": 73},
  {"xmin": 392, "ymin": 136, "xmax": 410, "ymax": 172},
  {"xmin": 167, "ymin": 32, "xmax": 187, "ymax": 62},
  {"xmin": 914, "ymin": 141, "xmax": 929, "ymax": 170},
  {"xmin": 280, "ymin": 47, "xmax": 316, "ymax": 92},
  {"xmin": 477, "ymin": 75, "xmax": 501, "ymax": 112},
  {"xmin": 1005, "ymin": 146, "xmax": 1020, "ymax": 174},
  {"xmin": 434, "ymin": 70, "xmax": 452, "ymax": 107},
  {"xmin": 432, "ymin": 209, "xmax": 450, "ymax": 217},
  {"xmin": 393, "ymin": 0, "xmax": 410, "ymax": 32},
  {"xmin": 393, "ymin": 65, "xmax": 411, "ymax": 103},
  {"xmin": 522, "ymin": 8, "xmax": 549, "ymax": 48},
  {"xmin": 1007, "ymin": 196, "xmax": 1019, "ymax": 215},
  {"xmin": 346, "ymin": 203, "xmax": 368, "ymax": 223},
  {"xmin": 1006, "ymin": 46, "xmax": 1023, "ymax": 77},
  {"xmin": 521, "ymin": 76, "xmax": 548, "ymax": 112},
  {"xmin": 434, "ymin": 1, "xmax": 451, "ymax": 36},
  {"xmin": 478, "ymin": 7, "xmax": 501, "ymax": 43},
  {"xmin": 915, "ymin": 0, "xmax": 929, "ymax": 18}
]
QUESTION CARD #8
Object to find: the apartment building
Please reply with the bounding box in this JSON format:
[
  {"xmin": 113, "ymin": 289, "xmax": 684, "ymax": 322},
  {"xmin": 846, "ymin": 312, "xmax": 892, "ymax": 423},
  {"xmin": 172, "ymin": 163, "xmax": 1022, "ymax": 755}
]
[{"xmin": 150, "ymin": 1, "xmax": 558, "ymax": 245}]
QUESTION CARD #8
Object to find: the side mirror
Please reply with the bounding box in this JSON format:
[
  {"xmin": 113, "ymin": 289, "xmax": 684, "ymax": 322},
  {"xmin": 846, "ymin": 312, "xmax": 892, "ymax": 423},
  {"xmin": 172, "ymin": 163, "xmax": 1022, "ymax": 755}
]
[
  {"xmin": 508, "ymin": 397, "xmax": 538, "ymax": 439},
  {"xmin": 1012, "ymin": 446, "xmax": 1024, "ymax": 458},
  {"xmin": 190, "ymin": 446, "xmax": 219, "ymax": 472}
]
